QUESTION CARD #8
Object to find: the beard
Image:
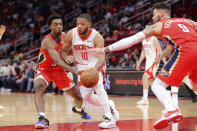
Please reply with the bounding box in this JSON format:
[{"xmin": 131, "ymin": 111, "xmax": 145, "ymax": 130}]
[{"xmin": 80, "ymin": 27, "xmax": 89, "ymax": 35}]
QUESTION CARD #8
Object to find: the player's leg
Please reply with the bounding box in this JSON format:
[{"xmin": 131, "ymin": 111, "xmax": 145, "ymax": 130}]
[
  {"xmin": 171, "ymin": 86, "xmax": 179, "ymax": 109},
  {"xmin": 137, "ymin": 73, "xmax": 149, "ymax": 105},
  {"xmin": 79, "ymin": 72, "xmax": 118, "ymax": 128},
  {"xmin": 34, "ymin": 75, "xmax": 49, "ymax": 129},
  {"xmin": 152, "ymin": 78, "xmax": 182, "ymax": 130},
  {"xmin": 188, "ymin": 68, "xmax": 197, "ymax": 94},
  {"xmin": 53, "ymin": 71, "xmax": 91, "ymax": 119},
  {"xmin": 182, "ymin": 75, "xmax": 197, "ymax": 102},
  {"xmin": 65, "ymin": 85, "xmax": 91, "ymax": 119}
]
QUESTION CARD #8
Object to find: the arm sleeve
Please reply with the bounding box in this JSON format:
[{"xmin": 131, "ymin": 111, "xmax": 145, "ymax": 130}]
[{"xmin": 108, "ymin": 31, "xmax": 146, "ymax": 52}]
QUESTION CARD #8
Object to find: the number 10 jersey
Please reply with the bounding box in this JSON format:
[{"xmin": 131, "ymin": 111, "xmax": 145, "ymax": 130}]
[{"xmin": 72, "ymin": 27, "xmax": 99, "ymax": 71}]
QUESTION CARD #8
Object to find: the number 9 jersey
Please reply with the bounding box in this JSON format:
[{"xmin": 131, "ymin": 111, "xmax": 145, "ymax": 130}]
[
  {"xmin": 160, "ymin": 18, "xmax": 197, "ymax": 48},
  {"xmin": 72, "ymin": 27, "xmax": 99, "ymax": 71},
  {"xmin": 158, "ymin": 18, "xmax": 197, "ymax": 87}
]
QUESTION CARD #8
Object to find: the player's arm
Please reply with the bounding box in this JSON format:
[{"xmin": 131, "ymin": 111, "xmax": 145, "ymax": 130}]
[
  {"xmin": 43, "ymin": 38, "xmax": 78, "ymax": 75},
  {"xmin": 154, "ymin": 45, "xmax": 173, "ymax": 66},
  {"xmin": 190, "ymin": 20, "xmax": 197, "ymax": 32},
  {"xmin": 136, "ymin": 48, "xmax": 145, "ymax": 71},
  {"xmin": 93, "ymin": 33, "xmax": 105, "ymax": 71},
  {"xmin": 88, "ymin": 22, "xmax": 162, "ymax": 53},
  {"xmin": 153, "ymin": 37, "xmax": 166, "ymax": 64},
  {"xmin": 61, "ymin": 30, "xmax": 75, "ymax": 64},
  {"xmin": 0, "ymin": 25, "xmax": 6, "ymax": 40}
]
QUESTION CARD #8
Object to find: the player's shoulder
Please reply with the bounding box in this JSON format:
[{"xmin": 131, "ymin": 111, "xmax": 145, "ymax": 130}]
[{"xmin": 92, "ymin": 28, "xmax": 103, "ymax": 38}]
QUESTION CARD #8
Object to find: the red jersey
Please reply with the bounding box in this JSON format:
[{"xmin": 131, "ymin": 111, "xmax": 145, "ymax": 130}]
[
  {"xmin": 160, "ymin": 18, "xmax": 197, "ymax": 48},
  {"xmin": 36, "ymin": 33, "xmax": 64, "ymax": 71}
]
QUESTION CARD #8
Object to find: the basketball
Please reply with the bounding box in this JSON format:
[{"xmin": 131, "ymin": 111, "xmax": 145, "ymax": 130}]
[{"xmin": 80, "ymin": 69, "xmax": 99, "ymax": 88}]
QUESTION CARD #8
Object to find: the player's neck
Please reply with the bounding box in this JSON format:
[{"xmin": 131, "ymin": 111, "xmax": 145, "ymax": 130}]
[
  {"xmin": 79, "ymin": 29, "xmax": 91, "ymax": 40},
  {"xmin": 50, "ymin": 33, "xmax": 61, "ymax": 41},
  {"xmin": 161, "ymin": 15, "xmax": 171, "ymax": 20}
]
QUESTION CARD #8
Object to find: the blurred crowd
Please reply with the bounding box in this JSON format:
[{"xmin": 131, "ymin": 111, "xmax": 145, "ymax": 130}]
[
  {"xmin": 0, "ymin": 0, "xmax": 197, "ymax": 92},
  {"xmin": 0, "ymin": 60, "xmax": 35, "ymax": 92}
]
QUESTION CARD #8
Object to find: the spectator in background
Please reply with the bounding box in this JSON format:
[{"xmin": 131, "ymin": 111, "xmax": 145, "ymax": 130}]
[
  {"xmin": 26, "ymin": 62, "xmax": 35, "ymax": 92},
  {"xmin": 8, "ymin": 62, "xmax": 20, "ymax": 92}
]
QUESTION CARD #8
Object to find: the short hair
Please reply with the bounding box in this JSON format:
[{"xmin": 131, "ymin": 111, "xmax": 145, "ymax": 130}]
[
  {"xmin": 47, "ymin": 14, "xmax": 62, "ymax": 26},
  {"xmin": 77, "ymin": 14, "xmax": 92, "ymax": 23},
  {"xmin": 153, "ymin": 2, "xmax": 171, "ymax": 14}
]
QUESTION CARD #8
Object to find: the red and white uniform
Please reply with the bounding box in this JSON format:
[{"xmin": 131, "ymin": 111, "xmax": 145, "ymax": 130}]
[
  {"xmin": 71, "ymin": 27, "xmax": 106, "ymax": 99},
  {"xmin": 72, "ymin": 27, "xmax": 100, "ymax": 70},
  {"xmin": 34, "ymin": 33, "xmax": 74, "ymax": 90},
  {"xmin": 142, "ymin": 36, "xmax": 158, "ymax": 77},
  {"xmin": 158, "ymin": 18, "xmax": 197, "ymax": 87}
]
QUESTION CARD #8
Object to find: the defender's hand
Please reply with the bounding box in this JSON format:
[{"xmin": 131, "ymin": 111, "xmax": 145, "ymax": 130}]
[{"xmin": 65, "ymin": 55, "xmax": 75, "ymax": 64}]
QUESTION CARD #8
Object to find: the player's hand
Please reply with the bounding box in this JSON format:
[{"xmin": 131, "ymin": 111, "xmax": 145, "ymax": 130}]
[
  {"xmin": 87, "ymin": 48, "xmax": 105, "ymax": 54},
  {"xmin": 136, "ymin": 61, "xmax": 140, "ymax": 71},
  {"xmin": 65, "ymin": 55, "xmax": 75, "ymax": 64},
  {"xmin": 0, "ymin": 25, "xmax": 6, "ymax": 39}
]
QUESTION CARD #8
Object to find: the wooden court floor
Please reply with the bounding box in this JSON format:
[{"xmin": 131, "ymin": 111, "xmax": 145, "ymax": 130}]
[{"xmin": 0, "ymin": 92, "xmax": 197, "ymax": 131}]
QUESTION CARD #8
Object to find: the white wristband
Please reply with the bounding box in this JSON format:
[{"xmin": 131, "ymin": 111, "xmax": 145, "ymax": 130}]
[{"xmin": 109, "ymin": 31, "xmax": 146, "ymax": 52}]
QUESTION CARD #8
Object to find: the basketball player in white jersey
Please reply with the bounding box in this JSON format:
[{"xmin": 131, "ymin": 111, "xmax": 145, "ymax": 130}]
[
  {"xmin": 62, "ymin": 14, "xmax": 119, "ymax": 129},
  {"xmin": 136, "ymin": 36, "xmax": 166, "ymax": 105},
  {"xmin": 0, "ymin": 24, "xmax": 6, "ymax": 111}
]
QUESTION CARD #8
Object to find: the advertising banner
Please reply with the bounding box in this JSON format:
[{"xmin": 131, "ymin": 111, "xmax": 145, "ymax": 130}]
[{"xmin": 105, "ymin": 70, "xmax": 190, "ymax": 97}]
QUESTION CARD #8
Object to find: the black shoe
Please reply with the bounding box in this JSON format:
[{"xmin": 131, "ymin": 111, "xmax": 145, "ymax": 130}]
[
  {"xmin": 192, "ymin": 96, "xmax": 197, "ymax": 103},
  {"xmin": 72, "ymin": 106, "xmax": 91, "ymax": 119},
  {"xmin": 35, "ymin": 115, "xmax": 49, "ymax": 129}
]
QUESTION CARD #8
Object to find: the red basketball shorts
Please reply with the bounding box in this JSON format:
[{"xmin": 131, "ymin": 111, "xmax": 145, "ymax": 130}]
[
  {"xmin": 158, "ymin": 42, "xmax": 197, "ymax": 87},
  {"xmin": 34, "ymin": 68, "xmax": 74, "ymax": 90}
]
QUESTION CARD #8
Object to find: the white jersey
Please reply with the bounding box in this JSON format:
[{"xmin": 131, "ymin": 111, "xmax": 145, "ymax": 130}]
[
  {"xmin": 142, "ymin": 36, "xmax": 158, "ymax": 72},
  {"xmin": 72, "ymin": 27, "xmax": 98, "ymax": 70},
  {"xmin": 142, "ymin": 36, "xmax": 157, "ymax": 62}
]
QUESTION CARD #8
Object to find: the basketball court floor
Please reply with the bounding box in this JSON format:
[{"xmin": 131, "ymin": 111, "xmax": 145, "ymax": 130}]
[{"xmin": 0, "ymin": 92, "xmax": 197, "ymax": 131}]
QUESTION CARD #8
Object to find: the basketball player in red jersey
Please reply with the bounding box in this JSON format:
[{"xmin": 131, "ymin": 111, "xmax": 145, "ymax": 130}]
[
  {"xmin": 88, "ymin": 2, "xmax": 197, "ymax": 129},
  {"xmin": 62, "ymin": 14, "xmax": 119, "ymax": 129},
  {"xmin": 34, "ymin": 14, "xmax": 90, "ymax": 129}
]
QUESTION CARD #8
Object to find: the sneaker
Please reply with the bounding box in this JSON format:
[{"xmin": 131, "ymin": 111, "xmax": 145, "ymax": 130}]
[
  {"xmin": 98, "ymin": 116, "xmax": 116, "ymax": 129},
  {"xmin": 0, "ymin": 105, "xmax": 4, "ymax": 110},
  {"xmin": 137, "ymin": 99, "xmax": 149, "ymax": 105},
  {"xmin": 192, "ymin": 96, "xmax": 197, "ymax": 103},
  {"xmin": 35, "ymin": 116, "xmax": 49, "ymax": 129},
  {"xmin": 153, "ymin": 109, "xmax": 183, "ymax": 130},
  {"xmin": 109, "ymin": 100, "xmax": 119, "ymax": 121},
  {"xmin": 72, "ymin": 106, "xmax": 91, "ymax": 119}
]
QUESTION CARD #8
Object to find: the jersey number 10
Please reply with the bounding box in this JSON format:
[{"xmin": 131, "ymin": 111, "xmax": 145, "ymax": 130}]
[
  {"xmin": 81, "ymin": 52, "xmax": 88, "ymax": 60},
  {"xmin": 178, "ymin": 24, "xmax": 189, "ymax": 32}
]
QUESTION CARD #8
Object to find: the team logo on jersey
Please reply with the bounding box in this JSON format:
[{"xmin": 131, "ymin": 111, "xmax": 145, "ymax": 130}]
[{"xmin": 160, "ymin": 68, "xmax": 169, "ymax": 77}]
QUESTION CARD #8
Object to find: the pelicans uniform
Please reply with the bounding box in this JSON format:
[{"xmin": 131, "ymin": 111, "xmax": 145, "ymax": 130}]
[
  {"xmin": 142, "ymin": 36, "xmax": 158, "ymax": 78},
  {"xmin": 34, "ymin": 34, "xmax": 74, "ymax": 90},
  {"xmin": 158, "ymin": 18, "xmax": 197, "ymax": 87}
]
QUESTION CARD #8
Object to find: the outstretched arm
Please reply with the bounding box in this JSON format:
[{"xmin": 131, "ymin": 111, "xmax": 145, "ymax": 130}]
[
  {"xmin": 88, "ymin": 22, "xmax": 162, "ymax": 53},
  {"xmin": 43, "ymin": 38, "xmax": 78, "ymax": 75},
  {"xmin": 0, "ymin": 25, "xmax": 6, "ymax": 40},
  {"xmin": 107, "ymin": 22, "xmax": 162, "ymax": 52}
]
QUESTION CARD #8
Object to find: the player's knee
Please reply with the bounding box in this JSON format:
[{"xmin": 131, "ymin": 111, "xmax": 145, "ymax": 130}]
[{"xmin": 34, "ymin": 82, "xmax": 45, "ymax": 94}]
